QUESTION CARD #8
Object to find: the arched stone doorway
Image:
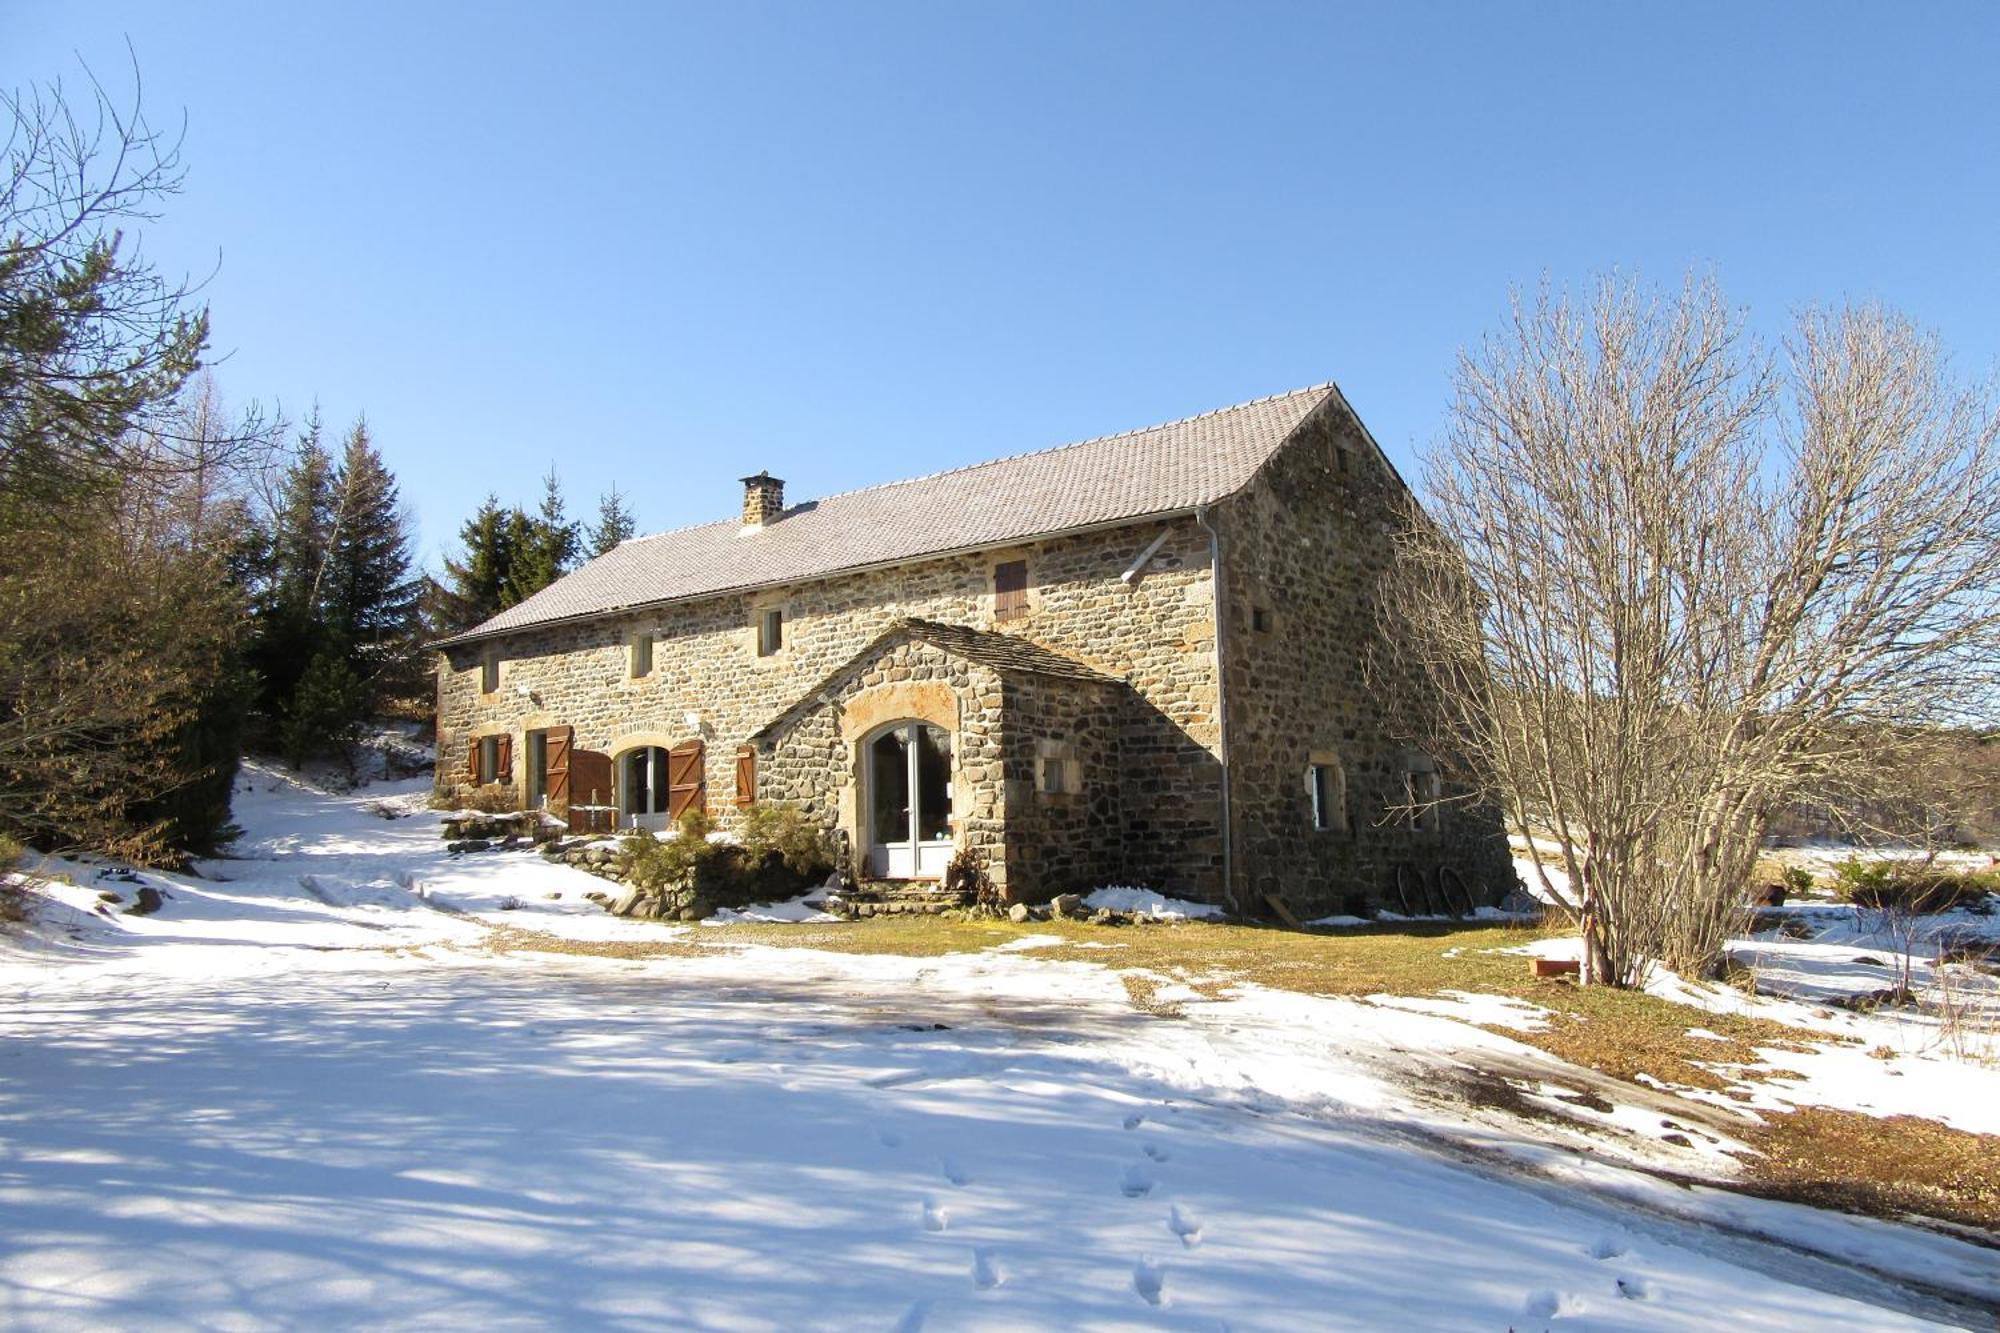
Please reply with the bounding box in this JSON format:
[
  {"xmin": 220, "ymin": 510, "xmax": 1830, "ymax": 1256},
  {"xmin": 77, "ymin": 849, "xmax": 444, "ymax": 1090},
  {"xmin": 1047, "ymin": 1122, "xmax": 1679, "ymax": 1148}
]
[
  {"xmin": 863, "ymin": 720, "xmax": 953, "ymax": 879},
  {"xmin": 615, "ymin": 739, "xmax": 705, "ymax": 831}
]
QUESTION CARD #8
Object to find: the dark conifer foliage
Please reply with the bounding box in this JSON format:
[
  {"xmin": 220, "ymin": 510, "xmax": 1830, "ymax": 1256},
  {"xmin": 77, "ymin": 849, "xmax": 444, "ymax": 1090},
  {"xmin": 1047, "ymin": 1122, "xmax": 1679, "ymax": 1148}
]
[
  {"xmin": 431, "ymin": 469, "xmax": 588, "ymax": 637},
  {"xmin": 246, "ymin": 416, "xmax": 421, "ymax": 764},
  {"xmin": 586, "ymin": 485, "xmax": 637, "ymax": 557}
]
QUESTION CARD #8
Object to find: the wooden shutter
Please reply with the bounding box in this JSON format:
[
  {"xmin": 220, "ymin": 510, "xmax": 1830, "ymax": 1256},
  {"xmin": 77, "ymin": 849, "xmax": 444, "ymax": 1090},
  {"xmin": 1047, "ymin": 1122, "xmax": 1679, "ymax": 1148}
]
[
  {"xmin": 569, "ymin": 749, "xmax": 613, "ymax": 832},
  {"xmin": 497, "ymin": 734, "xmax": 513, "ymax": 790},
  {"xmin": 667, "ymin": 740, "xmax": 706, "ymax": 821},
  {"xmin": 467, "ymin": 738, "xmax": 482, "ymax": 784},
  {"xmin": 734, "ymin": 746, "xmax": 756, "ymax": 807},
  {"xmin": 545, "ymin": 727, "xmax": 573, "ymax": 812},
  {"xmin": 994, "ymin": 559, "xmax": 1027, "ymax": 621}
]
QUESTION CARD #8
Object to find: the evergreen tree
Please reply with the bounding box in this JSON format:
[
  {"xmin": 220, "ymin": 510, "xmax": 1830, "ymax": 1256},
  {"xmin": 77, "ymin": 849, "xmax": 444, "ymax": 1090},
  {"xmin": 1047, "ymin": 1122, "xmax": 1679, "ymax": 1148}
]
[
  {"xmin": 246, "ymin": 412, "xmax": 336, "ymax": 730},
  {"xmin": 586, "ymin": 485, "xmax": 636, "ymax": 557},
  {"xmin": 504, "ymin": 467, "xmax": 579, "ymax": 604},
  {"xmin": 323, "ymin": 419, "xmax": 421, "ymax": 697},
  {"xmin": 435, "ymin": 493, "xmax": 516, "ymax": 633},
  {"xmin": 244, "ymin": 414, "xmax": 422, "ymax": 764}
]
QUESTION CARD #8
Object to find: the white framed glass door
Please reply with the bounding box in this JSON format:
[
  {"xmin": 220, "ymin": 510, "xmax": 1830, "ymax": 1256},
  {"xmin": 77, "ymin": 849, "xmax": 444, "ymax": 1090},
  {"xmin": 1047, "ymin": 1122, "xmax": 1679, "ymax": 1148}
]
[{"xmin": 866, "ymin": 722, "xmax": 954, "ymax": 878}]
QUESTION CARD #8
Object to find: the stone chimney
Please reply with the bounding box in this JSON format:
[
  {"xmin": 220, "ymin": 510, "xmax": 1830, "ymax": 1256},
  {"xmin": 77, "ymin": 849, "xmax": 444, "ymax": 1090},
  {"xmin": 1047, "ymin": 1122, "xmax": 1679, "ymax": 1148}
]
[{"xmin": 740, "ymin": 471, "xmax": 785, "ymax": 526}]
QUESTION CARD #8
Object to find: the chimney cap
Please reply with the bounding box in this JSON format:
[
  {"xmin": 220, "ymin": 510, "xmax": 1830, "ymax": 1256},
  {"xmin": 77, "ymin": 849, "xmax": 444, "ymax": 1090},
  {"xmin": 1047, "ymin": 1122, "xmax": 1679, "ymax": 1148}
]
[{"xmin": 740, "ymin": 470, "xmax": 783, "ymax": 486}]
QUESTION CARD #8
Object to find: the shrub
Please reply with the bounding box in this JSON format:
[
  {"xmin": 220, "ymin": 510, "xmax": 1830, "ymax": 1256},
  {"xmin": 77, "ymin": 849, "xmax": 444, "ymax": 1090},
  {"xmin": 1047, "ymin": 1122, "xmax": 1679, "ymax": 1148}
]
[
  {"xmin": 621, "ymin": 812, "xmax": 731, "ymax": 895},
  {"xmin": 1832, "ymin": 859, "xmax": 1999, "ymax": 914},
  {"xmin": 0, "ymin": 835, "xmax": 26, "ymax": 924},
  {"xmin": 738, "ymin": 804, "xmax": 835, "ymax": 882},
  {"xmin": 941, "ymin": 846, "xmax": 1000, "ymax": 911},
  {"xmin": 1780, "ymin": 866, "xmax": 1816, "ymax": 898},
  {"xmin": 459, "ymin": 784, "xmax": 521, "ymax": 815},
  {"xmin": 619, "ymin": 808, "xmax": 832, "ymax": 904}
]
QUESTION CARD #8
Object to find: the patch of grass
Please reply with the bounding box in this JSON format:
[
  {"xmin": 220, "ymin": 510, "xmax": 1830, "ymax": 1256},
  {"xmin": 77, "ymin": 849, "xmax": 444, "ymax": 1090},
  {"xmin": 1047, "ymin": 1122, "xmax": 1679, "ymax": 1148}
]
[
  {"xmin": 1741, "ymin": 1108, "xmax": 2000, "ymax": 1232},
  {"xmin": 481, "ymin": 925, "xmax": 713, "ymax": 961}
]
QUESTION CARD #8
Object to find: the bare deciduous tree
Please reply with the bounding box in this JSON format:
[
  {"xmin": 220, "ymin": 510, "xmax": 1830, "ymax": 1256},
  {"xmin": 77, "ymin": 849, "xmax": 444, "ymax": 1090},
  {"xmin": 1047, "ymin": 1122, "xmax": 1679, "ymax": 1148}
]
[{"xmin": 1388, "ymin": 274, "xmax": 2000, "ymax": 986}]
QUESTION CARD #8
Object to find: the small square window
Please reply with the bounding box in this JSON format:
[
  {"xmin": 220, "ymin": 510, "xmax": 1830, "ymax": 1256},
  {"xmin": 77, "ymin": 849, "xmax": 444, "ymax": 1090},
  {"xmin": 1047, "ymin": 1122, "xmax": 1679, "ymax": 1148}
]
[
  {"xmin": 757, "ymin": 608, "xmax": 784, "ymax": 657},
  {"xmin": 630, "ymin": 633, "xmax": 654, "ymax": 678},
  {"xmin": 1036, "ymin": 740, "xmax": 1077, "ymax": 796},
  {"xmin": 1252, "ymin": 606, "xmax": 1273, "ymax": 633},
  {"xmin": 480, "ymin": 652, "xmax": 500, "ymax": 694}
]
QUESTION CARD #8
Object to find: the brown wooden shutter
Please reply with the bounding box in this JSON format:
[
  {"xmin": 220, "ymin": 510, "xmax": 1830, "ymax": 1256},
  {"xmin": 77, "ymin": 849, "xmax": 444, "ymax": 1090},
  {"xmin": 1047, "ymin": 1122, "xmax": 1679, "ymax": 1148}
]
[
  {"xmin": 468, "ymin": 738, "xmax": 482, "ymax": 785},
  {"xmin": 734, "ymin": 746, "xmax": 756, "ymax": 807},
  {"xmin": 497, "ymin": 734, "xmax": 513, "ymax": 790},
  {"xmin": 545, "ymin": 727, "xmax": 573, "ymax": 812},
  {"xmin": 667, "ymin": 740, "xmax": 706, "ymax": 821},
  {"xmin": 994, "ymin": 559, "xmax": 1027, "ymax": 621},
  {"xmin": 569, "ymin": 749, "xmax": 613, "ymax": 832}
]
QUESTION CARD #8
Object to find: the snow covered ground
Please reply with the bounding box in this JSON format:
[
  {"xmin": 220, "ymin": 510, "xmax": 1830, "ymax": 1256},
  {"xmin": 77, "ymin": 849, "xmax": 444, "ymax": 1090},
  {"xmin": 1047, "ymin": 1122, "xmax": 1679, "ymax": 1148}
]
[{"xmin": 1, "ymin": 765, "xmax": 1996, "ymax": 1329}]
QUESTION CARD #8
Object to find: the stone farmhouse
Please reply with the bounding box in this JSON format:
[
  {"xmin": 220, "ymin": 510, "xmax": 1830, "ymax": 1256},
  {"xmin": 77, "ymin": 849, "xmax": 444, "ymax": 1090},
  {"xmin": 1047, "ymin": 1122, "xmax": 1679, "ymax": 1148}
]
[{"xmin": 433, "ymin": 384, "xmax": 1509, "ymax": 918}]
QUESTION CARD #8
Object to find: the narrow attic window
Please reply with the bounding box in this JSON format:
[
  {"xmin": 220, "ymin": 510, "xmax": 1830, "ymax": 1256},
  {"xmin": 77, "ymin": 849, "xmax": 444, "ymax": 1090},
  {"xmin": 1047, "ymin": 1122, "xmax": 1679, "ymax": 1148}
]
[
  {"xmin": 994, "ymin": 559, "xmax": 1028, "ymax": 621},
  {"xmin": 1404, "ymin": 757, "xmax": 1442, "ymax": 834},
  {"xmin": 480, "ymin": 650, "xmax": 500, "ymax": 694},
  {"xmin": 630, "ymin": 632, "xmax": 654, "ymax": 679},
  {"xmin": 757, "ymin": 608, "xmax": 784, "ymax": 657},
  {"xmin": 476, "ymin": 734, "xmax": 505, "ymax": 786},
  {"xmin": 1308, "ymin": 758, "xmax": 1347, "ymax": 832},
  {"xmin": 1251, "ymin": 605, "xmax": 1273, "ymax": 634}
]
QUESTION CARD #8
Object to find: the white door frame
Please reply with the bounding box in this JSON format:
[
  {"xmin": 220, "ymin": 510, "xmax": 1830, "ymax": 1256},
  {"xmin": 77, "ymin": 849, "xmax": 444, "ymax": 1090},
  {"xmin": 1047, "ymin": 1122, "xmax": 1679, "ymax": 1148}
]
[{"xmin": 864, "ymin": 721, "xmax": 954, "ymax": 879}]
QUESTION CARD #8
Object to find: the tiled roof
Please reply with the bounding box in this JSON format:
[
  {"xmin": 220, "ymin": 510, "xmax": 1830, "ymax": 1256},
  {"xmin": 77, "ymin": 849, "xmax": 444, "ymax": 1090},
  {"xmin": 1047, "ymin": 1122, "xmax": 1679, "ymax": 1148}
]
[
  {"xmin": 443, "ymin": 382, "xmax": 1336, "ymax": 644},
  {"xmin": 750, "ymin": 619, "xmax": 1115, "ymax": 743}
]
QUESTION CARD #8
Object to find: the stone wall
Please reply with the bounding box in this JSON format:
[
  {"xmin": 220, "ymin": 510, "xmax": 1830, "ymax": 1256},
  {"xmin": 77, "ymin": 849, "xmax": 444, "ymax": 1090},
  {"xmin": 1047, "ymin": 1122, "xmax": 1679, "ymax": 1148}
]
[
  {"xmin": 994, "ymin": 671, "xmax": 1125, "ymax": 898},
  {"xmin": 1214, "ymin": 402, "xmax": 1512, "ymax": 917},
  {"xmin": 438, "ymin": 517, "xmax": 1224, "ymax": 900}
]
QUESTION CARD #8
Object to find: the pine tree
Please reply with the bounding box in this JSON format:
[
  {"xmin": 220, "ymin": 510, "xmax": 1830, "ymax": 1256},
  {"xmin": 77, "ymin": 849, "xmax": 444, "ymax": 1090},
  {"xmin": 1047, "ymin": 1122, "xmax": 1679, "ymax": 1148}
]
[
  {"xmin": 436, "ymin": 494, "xmax": 516, "ymax": 633},
  {"xmin": 247, "ymin": 411, "xmax": 337, "ymax": 729},
  {"xmin": 504, "ymin": 467, "xmax": 579, "ymax": 604},
  {"xmin": 586, "ymin": 485, "xmax": 636, "ymax": 557},
  {"xmin": 324, "ymin": 419, "xmax": 420, "ymax": 696}
]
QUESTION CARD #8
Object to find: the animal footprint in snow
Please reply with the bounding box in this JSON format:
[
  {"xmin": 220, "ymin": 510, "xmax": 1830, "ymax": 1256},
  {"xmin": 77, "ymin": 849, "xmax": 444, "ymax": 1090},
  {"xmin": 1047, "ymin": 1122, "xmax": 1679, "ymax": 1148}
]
[
  {"xmin": 1523, "ymin": 1289, "xmax": 1583, "ymax": 1320},
  {"xmin": 1142, "ymin": 1144, "xmax": 1171, "ymax": 1162},
  {"xmin": 941, "ymin": 1157, "xmax": 971, "ymax": 1187},
  {"xmin": 892, "ymin": 1299, "xmax": 930, "ymax": 1332},
  {"xmin": 1588, "ymin": 1236, "xmax": 1626, "ymax": 1261},
  {"xmin": 1132, "ymin": 1257, "xmax": 1167, "ymax": 1306},
  {"xmin": 971, "ymin": 1248, "xmax": 1003, "ymax": 1289},
  {"xmin": 877, "ymin": 1127, "xmax": 904, "ymax": 1148},
  {"xmin": 1614, "ymin": 1276, "xmax": 1653, "ymax": 1301},
  {"xmin": 922, "ymin": 1198, "xmax": 949, "ymax": 1232},
  {"xmin": 1167, "ymin": 1203, "xmax": 1202, "ymax": 1248},
  {"xmin": 1120, "ymin": 1164, "xmax": 1156, "ymax": 1198},
  {"xmin": 1122, "ymin": 1112, "xmax": 1146, "ymax": 1131}
]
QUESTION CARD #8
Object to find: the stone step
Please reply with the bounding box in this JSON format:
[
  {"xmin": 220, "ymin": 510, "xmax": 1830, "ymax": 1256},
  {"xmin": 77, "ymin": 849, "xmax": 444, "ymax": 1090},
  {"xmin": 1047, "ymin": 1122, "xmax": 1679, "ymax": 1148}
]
[{"xmin": 823, "ymin": 880, "xmax": 974, "ymax": 918}]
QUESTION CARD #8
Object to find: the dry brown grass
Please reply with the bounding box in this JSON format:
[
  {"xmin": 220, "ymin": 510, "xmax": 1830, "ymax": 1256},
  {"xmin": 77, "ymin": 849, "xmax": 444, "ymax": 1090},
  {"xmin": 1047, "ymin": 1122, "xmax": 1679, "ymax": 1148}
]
[{"xmin": 1742, "ymin": 1108, "xmax": 2000, "ymax": 1232}]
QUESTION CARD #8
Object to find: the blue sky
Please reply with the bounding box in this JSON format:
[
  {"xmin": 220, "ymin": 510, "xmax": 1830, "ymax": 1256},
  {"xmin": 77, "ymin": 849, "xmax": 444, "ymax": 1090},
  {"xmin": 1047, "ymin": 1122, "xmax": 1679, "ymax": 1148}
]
[{"xmin": 8, "ymin": 3, "xmax": 1997, "ymax": 567}]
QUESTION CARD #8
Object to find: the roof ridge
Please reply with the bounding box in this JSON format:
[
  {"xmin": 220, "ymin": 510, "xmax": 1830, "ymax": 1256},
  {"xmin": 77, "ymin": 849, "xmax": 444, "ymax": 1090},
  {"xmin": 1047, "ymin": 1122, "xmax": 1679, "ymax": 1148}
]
[
  {"xmin": 803, "ymin": 381, "xmax": 1336, "ymax": 507},
  {"xmin": 619, "ymin": 381, "xmax": 1335, "ymax": 544}
]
